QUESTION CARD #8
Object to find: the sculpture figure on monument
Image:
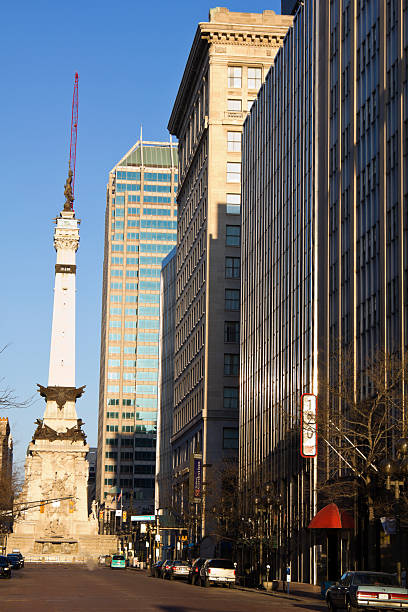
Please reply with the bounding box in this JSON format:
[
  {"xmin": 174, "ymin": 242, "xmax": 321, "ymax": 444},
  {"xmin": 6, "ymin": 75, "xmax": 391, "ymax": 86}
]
[{"xmin": 63, "ymin": 167, "xmax": 74, "ymax": 211}]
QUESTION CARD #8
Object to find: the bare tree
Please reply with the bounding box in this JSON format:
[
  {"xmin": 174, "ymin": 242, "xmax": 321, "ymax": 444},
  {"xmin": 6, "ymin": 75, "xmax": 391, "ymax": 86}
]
[{"xmin": 317, "ymin": 347, "xmax": 408, "ymax": 569}]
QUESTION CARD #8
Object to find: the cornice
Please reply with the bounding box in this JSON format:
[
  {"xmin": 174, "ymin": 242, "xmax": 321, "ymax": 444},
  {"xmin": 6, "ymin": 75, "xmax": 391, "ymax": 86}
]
[{"xmin": 168, "ymin": 19, "xmax": 292, "ymax": 136}]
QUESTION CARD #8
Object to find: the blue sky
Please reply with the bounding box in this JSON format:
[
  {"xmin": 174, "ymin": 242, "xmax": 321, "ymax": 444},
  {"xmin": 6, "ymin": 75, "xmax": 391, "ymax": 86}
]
[{"xmin": 0, "ymin": 0, "xmax": 282, "ymax": 468}]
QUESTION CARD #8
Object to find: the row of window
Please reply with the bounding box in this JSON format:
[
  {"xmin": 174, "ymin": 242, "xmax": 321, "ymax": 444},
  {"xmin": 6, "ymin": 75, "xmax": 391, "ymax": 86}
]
[
  {"xmin": 228, "ymin": 65, "xmax": 261, "ymax": 89},
  {"xmin": 116, "ymin": 171, "xmax": 176, "ymax": 182},
  {"xmin": 227, "ymin": 98, "xmax": 255, "ymax": 112},
  {"xmin": 110, "ymin": 256, "xmax": 165, "ymax": 266},
  {"xmin": 108, "ymin": 336, "xmax": 160, "ymax": 348},
  {"xmin": 106, "ymin": 357, "xmax": 158, "ymax": 368},
  {"xmin": 109, "ymin": 307, "xmax": 159, "ymax": 316},
  {"xmin": 106, "ymin": 370, "xmax": 158, "ymax": 380},
  {"xmin": 110, "ymin": 281, "xmax": 161, "ymax": 291},
  {"xmin": 106, "ymin": 381, "xmax": 157, "ymax": 394},
  {"xmin": 117, "ymin": 183, "xmax": 174, "ymax": 193},
  {"xmin": 110, "ymin": 294, "xmax": 160, "ymax": 304},
  {"xmin": 106, "ymin": 451, "xmax": 155, "ymax": 461},
  {"xmin": 103, "ymin": 478, "xmax": 155, "ymax": 489},
  {"xmin": 104, "ymin": 464, "xmax": 155, "ymax": 474},
  {"xmin": 111, "ymin": 243, "xmax": 173, "ymax": 255},
  {"xmin": 121, "ymin": 195, "xmax": 173, "ymax": 204},
  {"xmin": 105, "ymin": 436, "xmax": 156, "ymax": 447}
]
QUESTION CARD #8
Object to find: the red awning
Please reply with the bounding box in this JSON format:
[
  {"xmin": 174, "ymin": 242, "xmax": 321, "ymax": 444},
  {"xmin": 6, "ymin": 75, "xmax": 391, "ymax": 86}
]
[{"xmin": 308, "ymin": 503, "xmax": 355, "ymax": 529}]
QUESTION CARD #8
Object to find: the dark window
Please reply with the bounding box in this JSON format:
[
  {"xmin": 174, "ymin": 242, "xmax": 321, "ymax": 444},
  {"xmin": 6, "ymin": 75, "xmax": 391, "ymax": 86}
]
[
  {"xmin": 120, "ymin": 465, "xmax": 133, "ymax": 474},
  {"xmin": 134, "ymin": 464, "xmax": 155, "ymax": 474},
  {"xmin": 224, "ymin": 321, "xmax": 239, "ymax": 343},
  {"xmin": 225, "ymin": 256, "xmax": 240, "ymax": 278},
  {"xmin": 225, "ymin": 289, "xmax": 240, "ymax": 311},
  {"xmin": 134, "ymin": 451, "xmax": 156, "ymax": 461},
  {"xmin": 223, "ymin": 427, "xmax": 238, "ymax": 449},
  {"xmin": 134, "ymin": 478, "xmax": 155, "ymax": 488},
  {"xmin": 224, "ymin": 353, "xmax": 239, "ymax": 376},
  {"xmin": 208, "ymin": 559, "xmax": 235, "ymax": 569},
  {"xmin": 223, "ymin": 387, "xmax": 238, "ymax": 409},
  {"xmin": 226, "ymin": 225, "xmax": 241, "ymax": 246},
  {"xmin": 134, "ymin": 437, "xmax": 156, "ymax": 448}
]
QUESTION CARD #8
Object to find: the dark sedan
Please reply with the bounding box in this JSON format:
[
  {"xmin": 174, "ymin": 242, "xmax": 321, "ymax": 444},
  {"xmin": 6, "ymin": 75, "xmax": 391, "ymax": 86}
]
[
  {"xmin": 326, "ymin": 571, "xmax": 408, "ymax": 611},
  {"xmin": 0, "ymin": 556, "xmax": 11, "ymax": 579},
  {"xmin": 151, "ymin": 560, "xmax": 164, "ymax": 577},
  {"xmin": 188, "ymin": 558, "xmax": 207, "ymax": 585},
  {"xmin": 7, "ymin": 553, "xmax": 24, "ymax": 569}
]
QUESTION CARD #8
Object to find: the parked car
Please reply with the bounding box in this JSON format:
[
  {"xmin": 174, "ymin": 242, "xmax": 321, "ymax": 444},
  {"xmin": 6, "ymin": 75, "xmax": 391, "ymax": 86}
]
[
  {"xmin": 164, "ymin": 560, "xmax": 191, "ymax": 580},
  {"xmin": 110, "ymin": 554, "xmax": 126, "ymax": 569},
  {"xmin": 160, "ymin": 559, "xmax": 173, "ymax": 578},
  {"xmin": 326, "ymin": 571, "xmax": 408, "ymax": 611},
  {"xmin": 199, "ymin": 559, "xmax": 236, "ymax": 588},
  {"xmin": 151, "ymin": 560, "xmax": 164, "ymax": 577},
  {"xmin": 0, "ymin": 556, "xmax": 11, "ymax": 579},
  {"xmin": 7, "ymin": 553, "xmax": 24, "ymax": 569},
  {"xmin": 188, "ymin": 558, "xmax": 208, "ymax": 585}
]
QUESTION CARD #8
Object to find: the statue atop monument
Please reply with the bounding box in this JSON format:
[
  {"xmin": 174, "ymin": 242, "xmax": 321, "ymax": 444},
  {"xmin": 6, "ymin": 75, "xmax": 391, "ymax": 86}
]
[{"xmin": 63, "ymin": 167, "xmax": 74, "ymax": 211}]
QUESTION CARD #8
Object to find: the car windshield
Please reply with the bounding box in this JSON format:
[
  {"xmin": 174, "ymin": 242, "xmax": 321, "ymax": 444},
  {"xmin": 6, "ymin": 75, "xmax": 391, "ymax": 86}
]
[
  {"xmin": 112, "ymin": 555, "xmax": 124, "ymax": 560},
  {"xmin": 353, "ymin": 573, "xmax": 399, "ymax": 587},
  {"xmin": 208, "ymin": 560, "xmax": 235, "ymax": 569},
  {"xmin": 173, "ymin": 561, "xmax": 189, "ymax": 566},
  {"xmin": 7, "ymin": 555, "xmax": 19, "ymax": 559},
  {"xmin": 0, "ymin": 556, "xmax": 9, "ymax": 566}
]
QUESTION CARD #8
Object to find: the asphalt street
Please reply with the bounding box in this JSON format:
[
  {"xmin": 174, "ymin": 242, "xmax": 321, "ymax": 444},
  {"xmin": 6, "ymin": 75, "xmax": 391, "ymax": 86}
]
[{"xmin": 0, "ymin": 564, "xmax": 326, "ymax": 612}]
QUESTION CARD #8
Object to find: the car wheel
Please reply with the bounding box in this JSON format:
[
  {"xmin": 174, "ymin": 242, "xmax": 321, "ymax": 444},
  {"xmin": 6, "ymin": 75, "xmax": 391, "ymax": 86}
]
[
  {"xmin": 327, "ymin": 596, "xmax": 337, "ymax": 611},
  {"xmin": 228, "ymin": 583, "xmax": 234, "ymax": 589},
  {"xmin": 346, "ymin": 598, "xmax": 357, "ymax": 612}
]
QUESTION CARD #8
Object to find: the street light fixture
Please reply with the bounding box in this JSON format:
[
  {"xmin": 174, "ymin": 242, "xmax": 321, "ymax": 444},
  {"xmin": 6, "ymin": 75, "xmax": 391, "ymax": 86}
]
[{"xmin": 380, "ymin": 438, "xmax": 408, "ymax": 581}]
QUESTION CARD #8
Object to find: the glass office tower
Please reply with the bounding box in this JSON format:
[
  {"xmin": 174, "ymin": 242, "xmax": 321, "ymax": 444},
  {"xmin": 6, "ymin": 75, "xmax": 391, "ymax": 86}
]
[
  {"xmin": 97, "ymin": 140, "xmax": 178, "ymax": 515},
  {"xmin": 242, "ymin": 0, "xmax": 408, "ymax": 584}
]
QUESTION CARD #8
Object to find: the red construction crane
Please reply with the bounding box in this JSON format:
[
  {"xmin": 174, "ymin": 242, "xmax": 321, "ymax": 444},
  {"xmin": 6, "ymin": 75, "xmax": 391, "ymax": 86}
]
[{"xmin": 69, "ymin": 72, "xmax": 79, "ymax": 201}]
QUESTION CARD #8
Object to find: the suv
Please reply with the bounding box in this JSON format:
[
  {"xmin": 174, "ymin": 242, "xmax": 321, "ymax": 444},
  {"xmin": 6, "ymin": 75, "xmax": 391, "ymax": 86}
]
[
  {"xmin": 200, "ymin": 559, "xmax": 236, "ymax": 588},
  {"xmin": 188, "ymin": 558, "xmax": 207, "ymax": 585},
  {"xmin": 0, "ymin": 556, "xmax": 11, "ymax": 579},
  {"xmin": 7, "ymin": 553, "xmax": 24, "ymax": 569}
]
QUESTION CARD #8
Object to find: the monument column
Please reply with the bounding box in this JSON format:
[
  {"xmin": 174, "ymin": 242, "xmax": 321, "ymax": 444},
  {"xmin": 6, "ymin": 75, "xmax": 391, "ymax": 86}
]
[{"xmin": 8, "ymin": 170, "xmax": 111, "ymax": 559}]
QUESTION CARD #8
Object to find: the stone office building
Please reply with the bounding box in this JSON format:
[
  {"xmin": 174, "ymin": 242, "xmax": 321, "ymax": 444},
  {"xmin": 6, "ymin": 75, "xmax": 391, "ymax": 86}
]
[
  {"xmin": 168, "ymin": 7, "xmax": 292, "ymax": 544},
  {"xmin": 241, "ymin": 0, "xmax": 408, "ymax": 584}
]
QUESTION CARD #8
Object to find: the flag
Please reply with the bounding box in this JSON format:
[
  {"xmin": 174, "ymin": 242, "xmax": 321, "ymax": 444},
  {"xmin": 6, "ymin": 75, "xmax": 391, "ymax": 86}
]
[{"xmin": 117, "ymin": 491, "xmax": 122, "ymax": 502}]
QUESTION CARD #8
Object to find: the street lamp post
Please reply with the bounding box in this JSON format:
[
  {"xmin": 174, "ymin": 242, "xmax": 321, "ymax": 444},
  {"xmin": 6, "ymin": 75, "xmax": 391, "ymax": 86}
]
[{"xmin": 381, "ymin": 438, "xmax": 408, "ymax": 581}]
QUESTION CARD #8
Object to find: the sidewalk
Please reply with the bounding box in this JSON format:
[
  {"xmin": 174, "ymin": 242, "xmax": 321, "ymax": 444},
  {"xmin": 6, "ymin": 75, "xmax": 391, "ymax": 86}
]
[{"xmin": 233, "ymin": 580, "xmax": 323, "ymax": 603}]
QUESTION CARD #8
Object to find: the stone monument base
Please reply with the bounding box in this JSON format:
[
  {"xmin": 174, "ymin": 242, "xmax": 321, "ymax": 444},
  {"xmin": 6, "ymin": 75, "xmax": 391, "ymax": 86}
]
[{"xmin": 6, "ymin": 533, "xmax": 118, "ymax": 562}]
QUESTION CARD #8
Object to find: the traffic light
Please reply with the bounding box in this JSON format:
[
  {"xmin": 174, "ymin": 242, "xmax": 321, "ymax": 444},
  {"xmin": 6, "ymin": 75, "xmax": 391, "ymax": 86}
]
[
  {"xmin": 40, "ymin": 503, "xmax": 45, "ymax": 514},
  {"xmin": 122, "ymin": 511, "xmax": 127, "ymax": 522},
  {"xmin": 69, "ymin": 500, "xmax": 75, "ymax": 513}
]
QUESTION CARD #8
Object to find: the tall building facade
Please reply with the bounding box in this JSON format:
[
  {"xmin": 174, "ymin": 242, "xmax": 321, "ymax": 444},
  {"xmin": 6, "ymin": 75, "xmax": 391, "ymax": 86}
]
[
  {"xmin": 97, "ymin": 140, "xmax": 178, "ymax": 514},
  {"xmin": 155, "ymin": 247, "xmax": 177, "ymax": 555},
  {"xmin": 241, "ymin": 0, "xmax": 408, "ymax": 583},
  {"xmin": 168, "ymin": 8, "xmax": 292, "ymax": 540},
  {"xmin": 155, "ymin": 247, "xmax": 177, "ymax": 514}
]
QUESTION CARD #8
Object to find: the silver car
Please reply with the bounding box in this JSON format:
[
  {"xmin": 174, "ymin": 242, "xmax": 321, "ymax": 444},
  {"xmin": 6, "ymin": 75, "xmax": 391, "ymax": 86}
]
[{"xmin": 326, "ymin": 571, "xmax": 408, "ymax": 611}]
